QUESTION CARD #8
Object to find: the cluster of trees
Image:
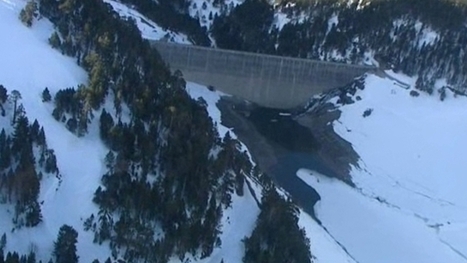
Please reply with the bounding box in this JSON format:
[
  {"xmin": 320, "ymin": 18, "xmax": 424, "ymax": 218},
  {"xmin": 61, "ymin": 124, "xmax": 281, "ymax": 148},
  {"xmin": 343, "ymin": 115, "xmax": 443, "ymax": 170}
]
[
  {"xmin": 51, "ymin": 87, "xmax": 88, "ymax": 136},
  {"xmin": 0, "ymin": 251, "xmax": 37, "ymax": 263},
  {"xmin": 36, "ymin": 0, "xmax": 272, "ymax": 261},
  {"xmin": 0, "ymin": 86, "xmax": 58, "ymax": 228},
  {"xmin": 244, "ymin": 187, "xmax": 311, "ymax": 263},
  {"xmin": 0, "ymin": 225, "xmax": 89, "ymax": 263},
  {"xmin": 211, "ymin": 0, "xmax": 276, "ymax": 52},
  {"xmin": 116, "ymin": 0, "xmax": 210, "ymax": 45},
  {"xmin": 211, "ymin": 0, "xmax": 467, "ymax": 93}
]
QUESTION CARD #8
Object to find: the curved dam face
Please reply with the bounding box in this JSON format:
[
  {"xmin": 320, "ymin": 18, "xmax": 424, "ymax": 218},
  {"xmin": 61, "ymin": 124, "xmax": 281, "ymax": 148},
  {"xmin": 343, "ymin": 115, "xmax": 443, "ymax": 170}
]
[{"xmin": 151, "ymin": 41, "xmax": 375, "ymax": 109}]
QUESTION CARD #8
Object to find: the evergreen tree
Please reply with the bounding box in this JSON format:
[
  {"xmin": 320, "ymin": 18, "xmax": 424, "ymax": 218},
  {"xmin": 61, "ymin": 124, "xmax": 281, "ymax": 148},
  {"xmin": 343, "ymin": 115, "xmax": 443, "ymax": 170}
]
[
  {"xmin": 53, "ymin": 225, "xmax": 79, "ymax": 263},
  {"xmin": 24, "ymin": 200, "xmax": 42, "ymax": 227},
  {"xmin": 44, "ymin": 150, "xmax": 58, "ymax": 174},
  {"xmin": 0, "ymin": 233, "xmax": 6, "ymax": 251},
  {"xmin": 19, "ymin": 1, "xmax": 38, "ymax": 27},
  {"xmin": 42, "ymin": 88, "xmax": 52, "ymax": 102},
  {"xmin": 243, "ymin": 188, "xmax": 311, "ymax": 263},
  {"xmin": 99, "ymin": 109, "xmax": 114, "ymax": 145},
  {"xmin": 5, "ymin": 252, "xmax": 19, "ymax": 263},
  {"xmin": 48, "ymin": 32, "xmax": 61, "ymax": 49},
  {"xmin": 10, "ymin": 90, "xmax": 22, "ymax": 124},
  {"xmin": 0, "ymin": 85, "xmax": 7, "ymax": 104}
]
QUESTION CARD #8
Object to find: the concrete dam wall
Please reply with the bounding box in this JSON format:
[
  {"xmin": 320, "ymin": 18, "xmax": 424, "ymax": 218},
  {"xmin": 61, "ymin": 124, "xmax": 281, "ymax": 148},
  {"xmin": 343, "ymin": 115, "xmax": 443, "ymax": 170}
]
[{"xmin": 151, "ymin": 41, "xmax": 375, "ymax": 109}]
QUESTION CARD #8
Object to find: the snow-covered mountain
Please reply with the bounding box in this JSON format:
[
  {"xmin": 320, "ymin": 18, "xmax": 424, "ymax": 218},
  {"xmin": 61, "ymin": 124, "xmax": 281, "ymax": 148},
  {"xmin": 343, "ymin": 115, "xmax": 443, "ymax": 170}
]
[
  {"xmin": 2, "ymin": 0, "xmax": 467, "ymax": 262},
  {"xmin": 0, "ymin": 0, "xmax": 352, "ymax": 262}
]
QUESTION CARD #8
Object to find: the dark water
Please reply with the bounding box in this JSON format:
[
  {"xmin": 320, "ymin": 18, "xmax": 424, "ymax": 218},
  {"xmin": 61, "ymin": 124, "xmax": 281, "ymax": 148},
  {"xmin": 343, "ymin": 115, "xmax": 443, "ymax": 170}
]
[{"xmin": 247, "ymin": 107, "xmax": 340, "ymax": 221}]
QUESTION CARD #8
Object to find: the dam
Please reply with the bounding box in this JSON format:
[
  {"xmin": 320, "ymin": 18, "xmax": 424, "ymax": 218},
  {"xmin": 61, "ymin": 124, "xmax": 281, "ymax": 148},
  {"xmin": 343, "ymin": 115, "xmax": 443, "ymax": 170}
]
[{"xmin": 152, "ymin": 41, "xmax": 375, "ymax": 109}]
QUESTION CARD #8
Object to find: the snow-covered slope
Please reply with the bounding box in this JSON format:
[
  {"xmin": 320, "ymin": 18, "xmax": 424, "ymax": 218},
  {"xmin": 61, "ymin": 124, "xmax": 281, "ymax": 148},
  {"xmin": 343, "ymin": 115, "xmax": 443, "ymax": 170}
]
[
  {"xmin": 104, "ymin": 0, "xmax": 191, "ymax": 44},
  {"xmin": 0, "ymin": 0, "xmax": 111, "ymax": 262},
  {"xmin": 298, "ymin": 72, "xmax": 467, "ymax": 263},
  {"xmin": 188, "ymin": 0, "xmax": 243, "ymax": 29},
  {"xmin": 178, "ymin": 83, "xmax": 261, "ymax": 263}
]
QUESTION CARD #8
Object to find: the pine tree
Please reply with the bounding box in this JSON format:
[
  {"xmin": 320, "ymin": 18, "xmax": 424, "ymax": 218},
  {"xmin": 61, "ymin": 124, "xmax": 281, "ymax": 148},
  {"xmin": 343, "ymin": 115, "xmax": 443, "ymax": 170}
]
[
  {"xmin": 12, "ymin": 115, "xmax": 30, "ymax": 160},
  {"xmin": 53, "ymin": 225, "xmax": 79, "ymax": 263},
  {"xmin": 48, "ymin": 32, "xmax": 61, "ymax": 49},
  {"xmin": 5, "ymin": 252, "xmax": 19, "ymax": 263},
  {"xmin": 0, "ymin": 233, "xmax": 6, "ymax": 251},
  {"xmin": 0, "ymin": 85, "xmax": 7, "ymax": 104},
  {"xmin": 25, "ymin": 251, "xmax": 35, "ymax": 263},
  {"xmin": 0, "ymin": 130, "xmax": 10, "ymax": 170},
  {"xmin": 19, "ymin": 1, "xmax": 38, "ymax": 27},
  {"xmin": 99, "ymin": 109, "xmax": 114, "ymax": 144},
  {"xmin": 10, "ymin": 90, "xmax": 22, "ymax": 124},
  {"xmin": 104, "ymin": 151, "xmax": 115, "ymax": 172},
  {"xmin": 44, "ymin": 150, "xmax": 58, "ymax": 174},
  {"xmin": 42, "ymin": 88, "xmax": 52, "ymax": 102},
  {"xmin": 25, "ymin": 200, "xmax": 42, "ymax": 227}
]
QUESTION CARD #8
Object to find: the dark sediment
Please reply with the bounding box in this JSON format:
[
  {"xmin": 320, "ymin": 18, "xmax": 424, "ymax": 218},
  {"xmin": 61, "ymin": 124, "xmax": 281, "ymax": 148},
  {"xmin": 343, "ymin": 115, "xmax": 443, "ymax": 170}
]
[
  {"xmin": 295, "ymin": 102, "xmax": 359, "ymax": 186},
  {"xmin": 217, "ymin": 95, "xmax": 360, "ymax": 219}
]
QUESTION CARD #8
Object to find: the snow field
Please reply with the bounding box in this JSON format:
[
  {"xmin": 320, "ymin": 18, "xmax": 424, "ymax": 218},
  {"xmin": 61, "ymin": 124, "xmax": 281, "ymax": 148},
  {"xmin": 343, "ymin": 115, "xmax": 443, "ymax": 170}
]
[{"xmin": 301, "ymin": 72, "xmax": 467, "ymax": 263}]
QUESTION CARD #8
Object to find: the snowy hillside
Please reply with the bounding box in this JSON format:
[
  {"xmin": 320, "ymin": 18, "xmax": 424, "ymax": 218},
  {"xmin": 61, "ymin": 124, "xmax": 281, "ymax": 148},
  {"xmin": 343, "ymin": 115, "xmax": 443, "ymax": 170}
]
[
  {"xmin": 104, "ymin": 0, "xmax": 191, "ymax": 43},
  {"xmin": 0, "ymin": 0, "xmax": 363, "ymax": 262},
  {"xmin": 0, "ymin": 0, "xmax": 110, "ymax": 261},
  {"xmin": 188, "ymin": 0, "xmax": 243, "ymax": 29},
  {"xmin": 298, "ymin": 73, "xmax": 467, "ymax": 263},
  {"xmin": 0, "ymin": 0, "xmax": 259, "ymax": 262}
]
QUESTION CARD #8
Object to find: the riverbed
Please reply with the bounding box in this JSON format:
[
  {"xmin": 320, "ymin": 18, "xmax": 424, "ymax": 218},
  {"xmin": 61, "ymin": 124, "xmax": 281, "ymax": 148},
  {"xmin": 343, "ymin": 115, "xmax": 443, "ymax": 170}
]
[{"xmin": 217, "ymin": 96, "xmax": 358, "ymax": 219}]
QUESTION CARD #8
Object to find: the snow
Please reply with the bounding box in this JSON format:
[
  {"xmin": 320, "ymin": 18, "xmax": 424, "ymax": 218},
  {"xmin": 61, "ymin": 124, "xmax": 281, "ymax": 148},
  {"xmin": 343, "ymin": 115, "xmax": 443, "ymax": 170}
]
[
  {"xmin": 104, "ymin": 0, "xmax": 191, "ymax": 44},
  {"xmin": 415, "ymin": 21, "xmax": 439, "ymax": 48},
  {"xmin": 299, "ymin": 211, "xmax": 357, "ymax": 263},
  {"xmin": 392, "ymin": 19, "xmax": 439, "ymax": 48},
  {"xmin": 4, "ymin": 0, "xmax": 451, "ymax": 262},
  {"xmin": 297, "ymin": 169, "xmax": 467, "ymax": 263},
  {"xmin": 186, "ymin": 83, "xmax": 231, "ymax": 138},
  {"xmin": 0, "ymin": 0, "xmax": 111, "ymax": 261},
  {"xmin": 304, "ymin": 72, "xmax": 467, "ymax": 263},
  {"xmin": 274, "ymin": 12, "xmax": 291, "ymax": 31},
  {"xmin": 327, "ymin": 13, "xmax": 339, "ymax": 33},
  {"xmin": 188, "ymin": 0, "xmax": 243, "ymax": 30}
]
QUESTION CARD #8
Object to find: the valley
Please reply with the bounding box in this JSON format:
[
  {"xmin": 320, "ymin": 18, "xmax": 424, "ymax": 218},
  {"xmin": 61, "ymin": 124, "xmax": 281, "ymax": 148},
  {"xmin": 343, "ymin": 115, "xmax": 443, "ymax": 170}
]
[{"xmin": 0, "ymin": 0, "xmax": 466, "ymax": 262}]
